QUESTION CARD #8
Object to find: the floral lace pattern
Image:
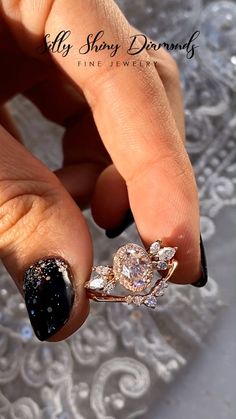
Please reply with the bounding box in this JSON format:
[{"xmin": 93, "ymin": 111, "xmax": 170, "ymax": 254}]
[{"xmin": 1, "ymin": 0, "xmax": 235, "ymax": 418}]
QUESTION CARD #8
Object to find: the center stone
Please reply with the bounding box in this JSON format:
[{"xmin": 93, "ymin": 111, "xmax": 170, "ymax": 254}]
[{"xmin": 113, "ymin": 244, "xmax": 153, "ymax": 292}]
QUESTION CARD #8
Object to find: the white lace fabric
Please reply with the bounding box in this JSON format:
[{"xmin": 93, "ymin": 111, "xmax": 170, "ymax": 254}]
[{"xmin": 0, "ymin": 0, "xmax": 235, "ymax": 418}]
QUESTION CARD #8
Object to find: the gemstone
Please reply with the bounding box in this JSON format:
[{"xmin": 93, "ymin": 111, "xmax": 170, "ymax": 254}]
[
  {"xmin": 95, "ymin": 266, "xmax": 113, "ymax": 276},
  {"xmin": 88, "ymin": 274, "xmax": 106, "ymax": 290},
  {"xmin": 149, "ymin": 241, "xmax": 161, "ymax": 255},
  {"xmin": 126, "ymin": 295, "xmax": 133, "ymax": 304},
  {"xmin": 103, "ymin": 281, "xmax": 116, "ymax": 294},
  {"xmin": 155, "ymin": 261, "xmax": 168, "ymax": 270},
  {"xmin": 113, "ymin": 244, "xmax": 153, "ymax": 292},
  {"xmin": 158, "ymin": 247, "xmax": 176, "ymax": 261},
  {"xmin": 133, "ymin": 295, "xmax": 143, "ymax": 306},
  {"xmin": 144, "ymin": 295, "xmax": 157, "ymax": 308},
  {"xmin": 154, "ymin": 281, "xmax": 168, "ymax": 296}
]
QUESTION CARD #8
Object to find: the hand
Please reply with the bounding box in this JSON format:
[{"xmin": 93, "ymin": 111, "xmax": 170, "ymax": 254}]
[{"xmin": 0, "ymin": 0, "xmax": 201, "ymax": 341}]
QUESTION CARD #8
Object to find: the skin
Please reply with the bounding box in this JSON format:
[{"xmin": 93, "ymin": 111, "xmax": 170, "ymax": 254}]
[{"xmin": 0, "ymin": 0, "xmax": 201, "ymax": 341}]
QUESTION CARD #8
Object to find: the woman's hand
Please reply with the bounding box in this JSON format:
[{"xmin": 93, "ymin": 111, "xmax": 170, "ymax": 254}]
[{"xmin": 0, "ymin": 0, "xmax": 201, "ymax": 341}]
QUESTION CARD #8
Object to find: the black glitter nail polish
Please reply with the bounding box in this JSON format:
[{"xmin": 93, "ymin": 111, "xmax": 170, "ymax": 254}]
[
  {"xmin": 23, "ymin": 257, "xmax": 75, "ymax": 341},
  {"xmin": 191, "ymin": 235, "xmax": 208, "ymax": 288},
  {"xmin": 106, "ymin": 209, "xmax": 134, "ymax": 238}
]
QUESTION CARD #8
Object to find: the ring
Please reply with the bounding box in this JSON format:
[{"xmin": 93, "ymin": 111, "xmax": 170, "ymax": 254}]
[{"xmin": 85, "ymin": 240, "xmax": 178, "ymax": 308}]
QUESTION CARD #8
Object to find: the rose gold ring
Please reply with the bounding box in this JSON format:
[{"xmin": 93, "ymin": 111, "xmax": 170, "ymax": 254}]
[{"xmin": 84, "ymin": 240, "xmax": 178, "ymax": 308}]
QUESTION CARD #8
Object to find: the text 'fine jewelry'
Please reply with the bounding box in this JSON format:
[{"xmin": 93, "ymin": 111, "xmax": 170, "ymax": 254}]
[{"xmin": 84, "ymin": 240, "xmax": 178, "ymax": 309}]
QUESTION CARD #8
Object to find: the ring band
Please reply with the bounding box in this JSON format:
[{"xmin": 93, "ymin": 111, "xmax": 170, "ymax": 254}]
[{"xmin": 85, "ymin": 240, "xmax": 178, "ymax": 308}]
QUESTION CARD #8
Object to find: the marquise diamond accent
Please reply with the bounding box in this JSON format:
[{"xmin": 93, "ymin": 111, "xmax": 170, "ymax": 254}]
[
  {"xmin": 88, "ymin": 275, "xmax": 107, "ymax": 290},
  {"xmin": 149, "ymin": 241, "xmax": 161, "ymax": 255},
  {"xmin": 158, "ymin": 247, "xmax": 176, "ymax": 261},
  {"xmin": 86, "ymin": 266, "xmax": 113, "ymax": 290}
]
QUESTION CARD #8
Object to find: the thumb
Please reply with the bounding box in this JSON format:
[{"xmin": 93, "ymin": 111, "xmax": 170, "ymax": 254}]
[{"xmin": 0, "ymin": 125, "xmax": 92, "ymax": 341}]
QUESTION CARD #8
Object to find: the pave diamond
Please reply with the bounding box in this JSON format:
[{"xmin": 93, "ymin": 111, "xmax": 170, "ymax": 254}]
[
  {"xmin": 133, "ymin": 295, "xmax": 143, "ymax": 306},
  {"xmin": 95, "ymin": 266, "xmax": 113, "ymax": 276},
  {"xmin": 113, "ymin": 243, "xmax": 153, "ymax": 292},
  {"xmin": 103, "ymin": 281, "xmax": 116, "ymax": 294},
  {"xmin": 158, "ymin": 247, "xmax": 176, "ymax": 261},
  {"xmin": 154, "ymin": 281, "xmax": 168, "ymax": 296},
  {"xmin": 144, "ymin": 295, "xmax": 158, "ymax": 308}
]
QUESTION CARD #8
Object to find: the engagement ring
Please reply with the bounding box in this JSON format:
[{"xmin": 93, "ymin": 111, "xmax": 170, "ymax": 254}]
[{"xmin": 85, "ymin": 240, "xmax": 178, "ymax": 309}]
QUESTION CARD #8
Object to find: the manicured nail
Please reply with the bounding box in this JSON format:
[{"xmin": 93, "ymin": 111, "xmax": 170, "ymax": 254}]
[
  {"xmin": 191, "ymin": 235, "xmax": 208, "ymax": 288},
  {"xmin": 105, "ymin": 209, "xmax": 134, "ymax": 238},
  {"xmin": 23, "ymin": 257, "xmax": 75, "ymax": 341}
]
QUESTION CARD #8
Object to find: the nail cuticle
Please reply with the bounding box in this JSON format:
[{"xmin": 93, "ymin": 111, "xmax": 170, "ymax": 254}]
[{"xmin": 23, "ymin": 257, "xmax": 75, "ymax": 341}]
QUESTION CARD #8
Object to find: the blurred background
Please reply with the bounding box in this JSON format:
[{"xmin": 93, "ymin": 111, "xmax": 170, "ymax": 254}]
[{"xmin": 0, "ymin": 0, "xmax": 236, "ymax": 418}]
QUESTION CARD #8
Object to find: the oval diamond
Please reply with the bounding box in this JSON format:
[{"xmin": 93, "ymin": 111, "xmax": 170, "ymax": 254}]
[{"xmin": 113, "ymin": 244, "xmax": 153, "ymax": 292}]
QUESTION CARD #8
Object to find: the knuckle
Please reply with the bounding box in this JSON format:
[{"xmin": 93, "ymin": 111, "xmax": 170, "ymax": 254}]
[
  {"xmin": 126, "ymin": 149, "xmax": 193, "ymax": 188},
  {"xmin": 82, "ymin": 62, "xmax": 124, "ymax": 111},
  {"xmin": 0, "ymin": 180, "xmax": 58, "ymax": 257}
]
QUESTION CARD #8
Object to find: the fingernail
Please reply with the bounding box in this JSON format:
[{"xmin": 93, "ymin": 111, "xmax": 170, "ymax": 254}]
[
  {"xmin": 191, "ymin": 235, "xmax": 208, "ymax": 288},
  {"xmin": 105, "ymin": 209, "xmax": 134, "ymax": 238},
  {"xmin": 23, "ymin": 257, "xmax": 75, "ymax": 341}
]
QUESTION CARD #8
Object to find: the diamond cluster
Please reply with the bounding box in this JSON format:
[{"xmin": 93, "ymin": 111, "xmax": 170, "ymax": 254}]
[
  {"xmin": 148, "ymin": 241, "xmax": 177, "ymax": 270},
  {"xmin": 86, "ymin": 266, "xmax": 115, "ymax": 294},
  {"xmin": 85, "ymin": 240, "xmax": 177, "ymax": 309}
]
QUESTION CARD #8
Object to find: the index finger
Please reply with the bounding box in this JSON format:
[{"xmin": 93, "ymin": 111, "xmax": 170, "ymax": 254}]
[{"xmin": 2, "ymin": 0, "xmax": 201, "ymax": 284}]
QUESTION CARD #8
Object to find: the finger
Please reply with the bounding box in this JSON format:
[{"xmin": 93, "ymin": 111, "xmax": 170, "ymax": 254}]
[
  {"xmin": 24, "ymin": 77, "xmax": 112, "ymax": 208},
  {"xmin": 0, "ymin": 104, "xmax": 22, "ymax": 141},
  {"xmin": 56, "ymin": 107, "xmax": 111, "ymax": 208},
  {"xmin": 24, "ymin": 74, "xmax": 86, "ymax": 127},
  {"xmin": 91, "ymin": 47, "xmax": 185, "ymax": 232},
  {"xmin": 43, "ymin": 0, "xmax": 200, "ymax": 284},
  {"xmin": 0, "ymin": 124, "xmax": 92, "ymax": 341},
  {"xmin": 2, "ymin": 1, "xmax": 200, "ymax": 284},
  {"xmin": 91, "ymin": 164, "xmax": 129, "ymax": 230},
  {"xmin": 148, "ymin": 47, "xmax": 186, "ymax": 140},
  {"xmin": 47, "ymin": 0, "xmax": 200, "ymax": 283}
]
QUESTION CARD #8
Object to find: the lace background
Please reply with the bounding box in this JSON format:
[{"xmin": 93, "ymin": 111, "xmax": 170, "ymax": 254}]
[{"xmin": 0, "ymin": 0, "xmax": 236, "ymax": 418}]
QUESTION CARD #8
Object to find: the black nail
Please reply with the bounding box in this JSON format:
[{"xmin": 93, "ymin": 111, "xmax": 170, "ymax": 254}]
[
  {"xmin": 23, "ymin": 257, "xmax": 75, "ymax": 341},
  {"xmin": 105, "ymin": 209, "xmax": 134, "ymax": 238},
  {"xmin": 191, "ymin": 235, "xmax": 208, "ymax": 288}
]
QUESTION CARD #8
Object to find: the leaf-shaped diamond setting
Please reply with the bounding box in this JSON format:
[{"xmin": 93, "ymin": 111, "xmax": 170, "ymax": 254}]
[
  {"xmin": 86, "ymin": 266, "xmax": 113, "ymax": 290},
  {"xmin": 144, "ymin": 295, "xmax": 158, "ymax": 308},
  {"xmin": 149, "ymin": 241, "xmax": 161, "ymax": 255},
  {"xmin": 158, "ymin": 247, "xmax": 177, "ymax": 261},
  {"xmin": 87, "ymin": 274, "xmax": 107, "ymax": 290}
]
